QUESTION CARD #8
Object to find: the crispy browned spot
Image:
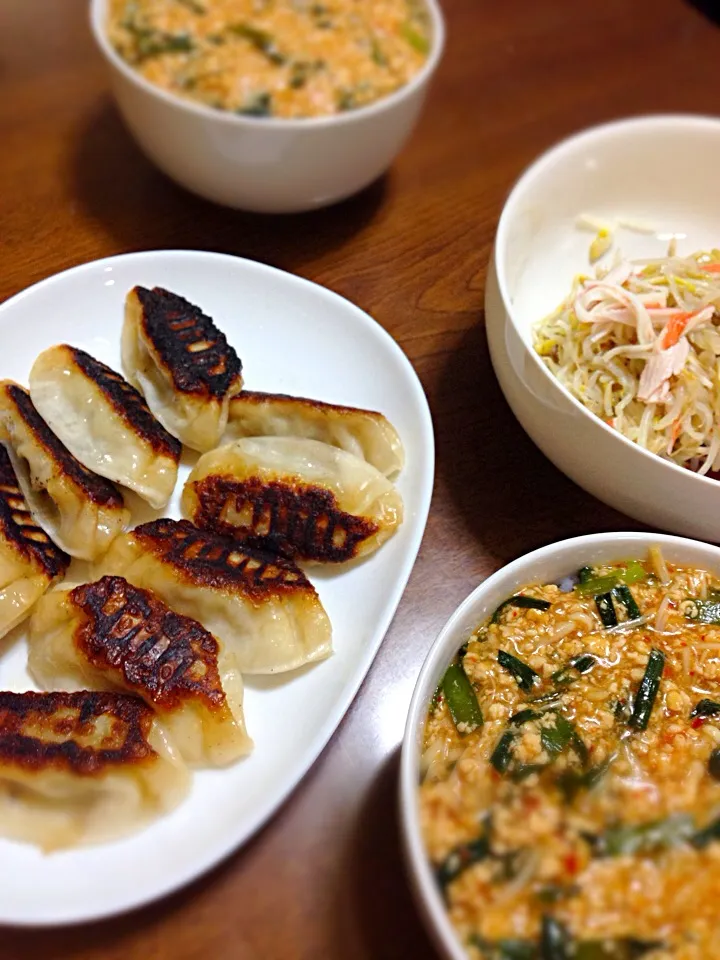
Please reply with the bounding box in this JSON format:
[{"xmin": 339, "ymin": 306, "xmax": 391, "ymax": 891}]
[
  {"xmin": 69, "ymin": 576, "xmax": 226, "ymax": 713},
  {"xmin": 3, "ymin": 384, "xmax": 125, "ymax": 508},
  {"xmin": 132, "ymin": 518, "xmax": 315, "ymax": 598},
  {"xmin": 68, "ymin": 348, "xmax": 181, "ymax": 460},
  {"xmin": 231, "ymin": 390, "xmax": 382, "ymax": 418},
  {"xmin": 188, "ymin": 475, "xmax": 379, "ymax": 563},
  {"xmin": 133, "ymin": 286, "xmax": 242, "ymax": 399},
  {"xmin": 0, "ymin": 690, "xmax": 157, "ymax": 775},
  {"xmin": 0, "ymin": 447, "xmax": 69, "ymax": 578}
]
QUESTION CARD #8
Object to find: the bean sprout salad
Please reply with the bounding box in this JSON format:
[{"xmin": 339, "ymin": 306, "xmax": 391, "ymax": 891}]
[{"xmin": 535, "ymin": 249, "xmax": 720, "ymax": 475}]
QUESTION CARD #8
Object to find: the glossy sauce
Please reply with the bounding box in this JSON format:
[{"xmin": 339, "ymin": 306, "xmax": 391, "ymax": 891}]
[{"xmin": 420, "ymin": 556, "xmax": 720, "ymax": 959}]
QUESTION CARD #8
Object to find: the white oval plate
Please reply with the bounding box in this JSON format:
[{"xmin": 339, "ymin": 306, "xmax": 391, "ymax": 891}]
[{"xmin": 0, "ymin": 250, "xmax": 434, "ymax": 926}]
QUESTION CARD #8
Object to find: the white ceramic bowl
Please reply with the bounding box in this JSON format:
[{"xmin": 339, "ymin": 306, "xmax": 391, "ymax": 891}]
[
  {"xmin": 89, "ymin": 0, "xmax": 445, "ymax": 213},
  {"xmin": 400, "ymin": 530, "xmax": 720, "ymax": 959},
  {"xmin": 486, "ymin": 114, "xmax": 720, "ymax": 542}
]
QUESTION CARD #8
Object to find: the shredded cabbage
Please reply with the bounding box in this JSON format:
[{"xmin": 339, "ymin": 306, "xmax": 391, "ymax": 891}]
[{"xmin": 534, "ymin": 249, "xmax": 720, "ymax": 475}]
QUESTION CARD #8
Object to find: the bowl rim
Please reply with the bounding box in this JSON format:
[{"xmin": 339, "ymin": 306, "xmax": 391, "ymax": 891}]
[
  {"xmin": 89, "ymin": 0, "xmax": 446, "ymax": 131},
  {"xmin": 398, "ymin": 529, "xmax": 720, "ymax": 960},
  {"xmin": 494, "ymin": 113, "xmax": 720, "ymax": 495}
]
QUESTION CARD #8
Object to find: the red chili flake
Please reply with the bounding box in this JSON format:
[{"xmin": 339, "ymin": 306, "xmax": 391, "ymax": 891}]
[
  {"xmin": 490, "ymin": 769, "xmax": 501, "ymax": 782},
  {"xmin": 692, "ymin": 717, "xmax": 706, "ymax": 730},
  {"xmin": 563, "ymin": 852, "xmax": 579, "ymax": 875},
  {"xmin": 523, "ymin": 794, "xmax": 541, "ymax": 810},
  {"xmin": 681, "ymin": 641, "xmax": 687, "ymax": 648},
  {"xmin": 664, "ymin": 664, "xmax": 674, "ymax": 677},
  {"xmin": 663, "ymin": 732, "xmax": 675, "ymax": 744}
]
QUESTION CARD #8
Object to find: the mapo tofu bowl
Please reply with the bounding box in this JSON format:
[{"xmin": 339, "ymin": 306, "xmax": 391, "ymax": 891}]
[
  {"xmin": 90, "ymin": 0, "xmax": 445, "ymax": 212},
  {"xmin": 400, "ymin": 532, "xmax": 720, "ymax": 960}
]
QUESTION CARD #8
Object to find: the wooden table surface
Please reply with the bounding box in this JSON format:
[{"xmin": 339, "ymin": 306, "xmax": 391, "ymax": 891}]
[{"xmin": 2, "ymin": 0, "xmax": 720, "ymax": 956}]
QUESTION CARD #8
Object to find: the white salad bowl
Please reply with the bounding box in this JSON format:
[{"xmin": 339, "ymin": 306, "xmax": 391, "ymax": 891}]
[
  {"xmin": 399, "ymin": 530, "xmax": 720, "ymax": 960},
  {"xmin": 486, "ymin": 114, "xmax": 720, "ymax": 542},
  {"xmin": 90, "ymin": 0, "xmax": 445, "ymax": 213}
]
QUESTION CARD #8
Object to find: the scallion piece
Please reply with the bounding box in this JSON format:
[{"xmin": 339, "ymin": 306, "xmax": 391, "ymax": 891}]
[
  {"xmin": 595, "ymin": 592, "xmax": 618, "ymax": 628},
  {"xmin": 491, "ymin": 595, "xmax": 551, "ymax": 623},
  {"xmin": 628, "ymin": 648, "xmax": 665, "ymax": 731},
  {"xmin": 441, "ymin": 662, "xmax": 483, "ymax": 734},
  {"xmin": 498, "ymin": 650, "xmax": 540, "ymax": 691},
  {"xmin": 490, "ymin": 730, "xmax": 515, "ymax": 775}
]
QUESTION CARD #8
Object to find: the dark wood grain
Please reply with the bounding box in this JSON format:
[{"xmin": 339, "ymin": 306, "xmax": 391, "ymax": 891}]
[{"xmin": 1, "ymin": 0, "xmax": 719, "ymax": 956}]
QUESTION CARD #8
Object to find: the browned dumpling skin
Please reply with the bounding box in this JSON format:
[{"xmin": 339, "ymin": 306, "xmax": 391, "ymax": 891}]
[
  {"xmin": 97, "ymin": 518, "xmax": 332, "ymax": 674},
  {"xmin": 30, "ymin": 345, "xmax": 181, "ymax": 509},
  {"xmin": 28, "ymin": 575, "xmax": 252, "ymax": 767},
  {"xmin": 182, "ymin": 437, "xmax": 403, "ymax": 564},
  {"xmin": 0, "ymin": 381, "xmax": 130, "ymax": 560},
  {"xmin": 0, "ymin": 446, "xmax": 69, "ymax": 641},
  {"xmin": 122, "ymin": 286, "xmax": 243, "ymax": 452},
  {"xmin": 0, "ymin": 690, "xmax": 189, "ymax": 851}
]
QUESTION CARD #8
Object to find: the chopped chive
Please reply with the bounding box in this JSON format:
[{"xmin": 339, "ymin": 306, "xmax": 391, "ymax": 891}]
[
  {"xmin": 528, "ymin": 691, "xmax": 563, "ymax": 706},
  {"xmin": 468, "ymin": 937, "xmax": 535, "ymax": 959},
  {"xmin": 557, "ymin": 759, "xmax": 610, "ymax": 801},
  {"xmin": 595, "ymin": 592, "xmax": 618, "ymax": 628},
  {"xmin": 613, "ymin": 584, "xmax": 640, "ymax": 620},
  {"xmin": 684, "ymin": 596, "xmax": 720, "ymax": 624},
  {"xmin": 628, "ymin": 648, "xmax": 664, "ymax": 731},
  {"xmin": 692, "ymin": 815, "xmax": 720, "ymax": 849},
  {"xmin": 441, "ymin": 662, "xmax": 483, "ymax": 734},
  {"xmin": 691, "ymin": 699, "xmax": 720, "ymax": 719},
  {"xmin": 576, "ymin": 574, "xmax": 621, "ymax": 597},
  {"xmin": 510, "ymin": 763, "xmax": 548, "ymax": 782},
  {"xmin": 491, "ymin": 595, "xmax": 551, "ymax": 624},
  {"xmin": 229, "ymin": 23, "xmax": 286, "ymax": 63},
  {"xmin": 401, "ymin": 21, "xmax": 430, "ymax": 54},
  {"xmin": 541, "ymin": 713, "xmax": 575, "ymax": 757},
  {"xmin": 552, "ymin": 653, "xmax": 598, "ymax": 687},
  {"xmin": 593, "ymin": 813, "xmax": 695, "ymax": 857},
  {"xmin": 578, "ymin": 565, "xmax": 593, "ymax": 584},
  {"xmin": 535, "ymin": 883, "xmax": 580, "ymax": 904},
  {"xmin": 498, "ymin": 650, "xmax": 540, "ymax": 691},
  {"xmin": 572, "ymin": 653, "xmax": 598, "ymax": 674},
  {"xmin": 436, "ymin": 833, "xmax": 490, "ymax": 889},
  {"xmin": 510, "ymin": 708, "xmax": 542, "ymax": 725},
  {"xmin": 620, "ymin": 560, "xmax": 647, "ymax": 585},
  {"xmin": 236, "ymin": 92, "xmax": 272, "ymax": 116},
  {"xmin": 540, "ymin": 914, "xmax": 572, "ymax": 959},
  {"xmin": 574, "ymin": 941, "xmax": 664, "ymax": 959},
  {"xmin": 490, "ymin": 730, "xmax": 515, "ymax": 775}
]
